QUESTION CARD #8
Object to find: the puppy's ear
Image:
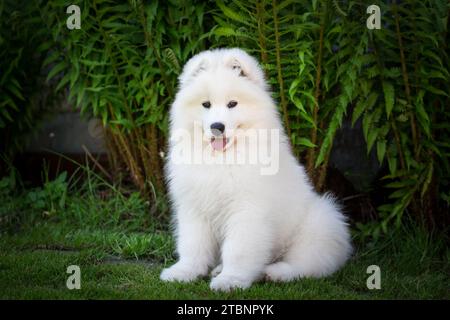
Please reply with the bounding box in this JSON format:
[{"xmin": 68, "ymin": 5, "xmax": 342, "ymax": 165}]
[
  {"xmin": 227, "ymin": 58, "xmax": 247, "ymax": 77},
  {"xmin": 224, "ymin": 49, "xmax": 267, "ymax": 90},
  {"xmin": 178, "ymin": 53, "xmax": 210, "ymax": 87}
]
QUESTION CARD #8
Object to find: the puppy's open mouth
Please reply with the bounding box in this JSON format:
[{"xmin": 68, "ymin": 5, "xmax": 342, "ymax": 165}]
[{"xmin": 211, "ymin": 136, "xmax": 231, "ymax": 151}]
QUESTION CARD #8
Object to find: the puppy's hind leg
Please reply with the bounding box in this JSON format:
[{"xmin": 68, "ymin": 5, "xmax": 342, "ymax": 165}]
[{"xmin": 265, "ymin": 196, "xmax": 352, "ymax": 282}]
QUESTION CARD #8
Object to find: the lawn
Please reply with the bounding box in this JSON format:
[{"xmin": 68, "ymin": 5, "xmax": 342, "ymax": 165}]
[{"xmin": 0, "ymin": 173, "xmax": 448, "ymax": 299}]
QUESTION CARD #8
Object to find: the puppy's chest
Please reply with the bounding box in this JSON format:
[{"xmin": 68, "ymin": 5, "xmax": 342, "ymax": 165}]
[
  {"xmin": 175, "ymin": 164, "xmax": 238, "ymax": 211},
  {"xmin": 183, "ymin": 164, "xmax": 234, "ymax": 190}
]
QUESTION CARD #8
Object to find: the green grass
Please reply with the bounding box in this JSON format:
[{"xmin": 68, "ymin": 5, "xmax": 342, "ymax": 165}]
[{"xmin": 0, "ymin": 171, "xmax": 449, "ymax": 299}]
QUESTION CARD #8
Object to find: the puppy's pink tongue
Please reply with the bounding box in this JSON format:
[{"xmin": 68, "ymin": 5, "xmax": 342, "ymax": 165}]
[{"xmin": 211, "ymin": 137, "xmax": 226, "ymax": 151}]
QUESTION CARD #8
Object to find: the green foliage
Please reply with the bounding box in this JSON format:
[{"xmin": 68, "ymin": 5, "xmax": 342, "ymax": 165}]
[
  {"xmin": 1, "ymin": 0, "xmax": 449, "ymax": 238},
  {"xmin": 26, "ymin": 171, "xmax": 68, "ymax": 215},
  {"xmin": 0, "ymin": 1, "xmax": 61, "ymax": 159},
  {"xmin": 37, "ymin": 0, "xmax": 211, "ymax": 194},
  {"xmin": 0, "ymin": 160, "xmax": 169, "ymax": 238},
  {"xmin": 0, "ymin": 170, "xmax": 21, "ymax": 230},
  {"xmin": 353, "ymin": 0, "xmax": 450, "ymax": 237},
  {"xmin": 0, "ymin": 169, "xmax": 66, "ymax": 230},
  {"xmin": 212, "ymin": 0, "xmax": 450, "ymax": 237}
]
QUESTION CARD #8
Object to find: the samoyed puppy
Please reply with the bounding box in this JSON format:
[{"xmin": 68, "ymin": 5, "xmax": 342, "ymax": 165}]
[{"xmin": 160, "ymin": 48, "xmax": 352, "ymax": 291}]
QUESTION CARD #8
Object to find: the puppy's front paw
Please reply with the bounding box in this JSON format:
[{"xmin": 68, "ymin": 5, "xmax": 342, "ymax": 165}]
[
  {"xmin": 210, "ymin": 273, "xmax": 252, "ymax": 292},
  {"xmin": 160, "ymin": 262, "xmax": 204, "ymax": 282}
]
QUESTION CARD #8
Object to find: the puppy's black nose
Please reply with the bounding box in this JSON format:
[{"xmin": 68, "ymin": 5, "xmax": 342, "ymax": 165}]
[{"xmin": 210, "ymin": 122, "xmax": 225, "ymax": 135}]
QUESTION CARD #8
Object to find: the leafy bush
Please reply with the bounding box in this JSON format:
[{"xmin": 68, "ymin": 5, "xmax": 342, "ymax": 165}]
[
  {"xmin": 0, "ymin": 1, "xmax": 61, "ymax": 161},
  {"xmin": 211, "ymin": 0, "xmax": 450, "ymax": 236},
  {"xmin": 0, "ymin": 163, "xmax": 169, "ymax": 236},
  {"xmin": 2, "ymin": 0, "xmax": 448, "ymax": 237},
  {"xmin": 26, "ymin": 171, "xmax": 68, "ymax": 216},
  {"xmin": 40, "ymin": 0, "xmax": 212, "ymax": 196},
  {"xmin": 0, "ymin": 170, "xmax": 68, "ymax": 231}
]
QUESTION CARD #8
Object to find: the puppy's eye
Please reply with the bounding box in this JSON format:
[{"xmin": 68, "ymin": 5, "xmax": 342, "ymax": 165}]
[
  {"xmin": 202, "ymin": 101, "xmax": 211, "ymax": 109},
  {"xmin": 227, "ymin": 100, "xmax": 238, "ymax": 108}
]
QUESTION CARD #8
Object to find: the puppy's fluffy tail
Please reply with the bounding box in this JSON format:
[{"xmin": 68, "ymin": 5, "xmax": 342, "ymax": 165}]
[
  {"xmin": 265, "ymin": 194, "xmax": 352, "ymax": 281},
  {"xmin": 280, "ymin": 193, "xmax": 353, "ymax": 278},
  {"xmin": 301, "ymin": 193, "xmax": 353, "ymax": 276}
]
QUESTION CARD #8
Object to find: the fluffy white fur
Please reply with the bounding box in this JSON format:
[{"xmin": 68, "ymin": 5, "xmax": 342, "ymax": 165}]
[{"xmin": 160, "ymin": 48, "xmax": 352, "ymax": 291}]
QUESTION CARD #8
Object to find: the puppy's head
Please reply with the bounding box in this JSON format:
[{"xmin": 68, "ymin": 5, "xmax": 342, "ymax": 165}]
[
  {"xmin": 178, "ymin": 48, "xmax": 267, "ymax": 91},
  {"xmin": 171, "ymin": 48, "xmax": 275, "ymax": 152}
]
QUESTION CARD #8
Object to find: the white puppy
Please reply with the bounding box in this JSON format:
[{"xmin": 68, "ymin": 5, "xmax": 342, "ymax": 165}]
[{"xmin": 160, "ymin": 48, "xmax": 352, "ymax": 291}]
